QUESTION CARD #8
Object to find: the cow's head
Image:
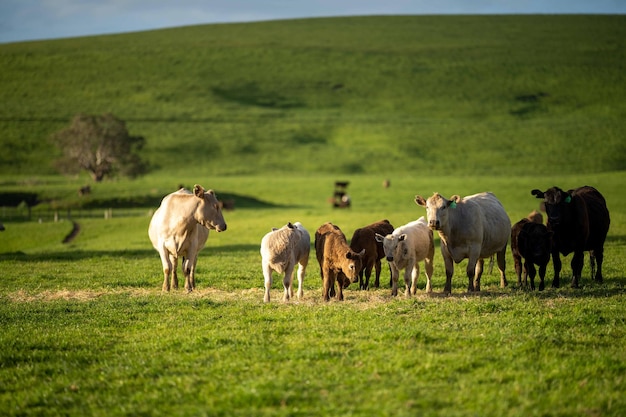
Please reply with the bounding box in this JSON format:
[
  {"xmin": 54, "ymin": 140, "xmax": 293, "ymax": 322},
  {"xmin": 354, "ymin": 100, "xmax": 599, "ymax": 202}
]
[
  {"xmin": 415, "ymin": 193, "xmax": 460, "ymax": 230},
  {"xmin": 342, "ymin": 249, "xmax": 366, "ymax": 283},
  {"xmin": 531, "ymin": 187, "xmax": 572, "ymax": 227},
  {"xmin": 194, "ymin": 184, "xmax": 227, "ymax": 232},
  {"xmin": 375, "ymin": 233, "xmax": 408, "ymax": 262}
]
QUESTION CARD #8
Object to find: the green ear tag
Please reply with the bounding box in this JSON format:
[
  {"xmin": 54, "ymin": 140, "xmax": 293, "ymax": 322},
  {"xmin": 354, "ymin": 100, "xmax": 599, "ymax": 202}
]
[
  {"xmin": 565, "ymin": 195, "xmax": 572, "ymax": 203},
  {"xmin": 449, "ymin": 201, "xmax": 457, "ymax": 209}
]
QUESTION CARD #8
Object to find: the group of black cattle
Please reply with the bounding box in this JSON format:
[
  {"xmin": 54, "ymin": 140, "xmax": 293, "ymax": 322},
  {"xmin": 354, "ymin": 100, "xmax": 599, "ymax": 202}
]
[{"xmin": 511, "ymin": 186, "xmax": 610, "ymax": 291}]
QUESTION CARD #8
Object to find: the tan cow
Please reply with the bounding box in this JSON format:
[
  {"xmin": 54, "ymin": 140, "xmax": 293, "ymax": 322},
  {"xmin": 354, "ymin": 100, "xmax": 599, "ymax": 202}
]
[
  {"xmin": 315, "ymin": 222, "xmax": 365, "ymax": 301},
  {"xmin": 260, "ymin": 222, "xmax": 310, "ymax": 303},
  {"xmin": 149, "ymin": 185, "xmax": 227, "ymax": 292},
  {"xmin": 415, "ymin": 192, "xmax": 510, "ymax": 293}
]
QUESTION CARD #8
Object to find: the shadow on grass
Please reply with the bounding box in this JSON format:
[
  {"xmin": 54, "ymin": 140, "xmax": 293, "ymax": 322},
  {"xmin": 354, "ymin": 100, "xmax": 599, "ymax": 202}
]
[
  {"xmin": 0, "ymin": 244, "xmax": 260, "ymax": 262},
  {"xmin": 81, "ymin": 192, "xmax": 292, "ymax": 209}
]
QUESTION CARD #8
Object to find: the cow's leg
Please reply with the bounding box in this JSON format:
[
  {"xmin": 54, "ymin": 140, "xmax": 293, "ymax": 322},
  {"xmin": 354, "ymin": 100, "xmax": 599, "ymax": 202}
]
[
  {"xmin": 571, "ymin": 250, "xmax": 584, "ymax": 288},
  {"xmin": 322, "ymin": 268, "xmax": 334, "ymax": 301},
  {"xmin": 170, "ymin": 254, "xmax": 179, "ymax": 290},
  {"xmin": 496, "ymin": 246, "xmax": 507, "ymax": 288},
  {"xmin": 183, "ymin": 257, "xmax": 195, "ymax": 292},
  {"xmin": 337, "ymin": 279, "xmax": 344, "ymax": 301},
  {"xmin": 373, "ymin": 259, "xmax": 382, "ymax": 288},
  {"xmin": 282, "ymin": 264, "xmax": 295, "ymax": 302},
  {"xmin": 513, "ymin": 253, "xmax": 523, "ymax": 288},
  {"xmin": 424, "ymin": 255, "xmax": 434, "ymax": 293},
  {"xmin": 551, "ymin": 249, "xmax": 562, "ymax": 288},
  {"xmin": 363, "ymin": 265, "xmax": 374, "ymax": 290},
  {"xmin": 262, "ymin": 262, "xmax": 273, "ymax": 303},
  {"xmin": 526, "ymin": 261, "xmax": 537, "ymax": 290},
  {"xmin": 160, "ymin": 252, "xmax": 173, "ymax": 292},
  {"xmin": 592, "ymin": 248, "xmax": 604, "ymax": 283},
  {"xmin": 471, "ymin": 258, "xmax": 483, "ymax": 292},
  {"xmin": 296, "ymin": 261, "xmax": 306, "ymax": 300},
  {"xmin": 389, "ymin": 263, "xmax": 400, "ymax": 297},
  {"xmin": 409, "ymin": 262, "xmax": 419, "ymax": 296},
  {"xmin": 538, "ymin": 263, "xmax": 547, "ymax": 291},
  {"xmin": 442, "ymin": 252, "xmax": 454, "ymax": 294}
]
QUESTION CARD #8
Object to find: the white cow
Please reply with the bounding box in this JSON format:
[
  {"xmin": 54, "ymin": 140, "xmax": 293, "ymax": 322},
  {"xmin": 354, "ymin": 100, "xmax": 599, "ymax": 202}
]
[
  {"xmin": 149, "ymin": 185, "xmax": 227, "ymax": 292},
  {"xmin": 375, "ymin": 217, "xmax": 434, "ymax": 296},
  {"xmin": 260, "ymin": 222, "xmax": 310, "ymax": 303},
  {"xmin": 415, "ymin": 192, "xmax": 510, "ymax": 293}
]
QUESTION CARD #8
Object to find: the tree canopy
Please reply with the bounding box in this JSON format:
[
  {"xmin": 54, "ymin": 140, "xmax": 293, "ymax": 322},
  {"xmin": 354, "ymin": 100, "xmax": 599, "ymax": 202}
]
[{"xmin": 50, "ymin": 113, "xmax": 147, "ymax": 182}]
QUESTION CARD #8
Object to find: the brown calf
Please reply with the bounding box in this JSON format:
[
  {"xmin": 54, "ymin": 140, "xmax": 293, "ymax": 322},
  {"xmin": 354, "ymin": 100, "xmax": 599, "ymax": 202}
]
[
  {"xmin": 348, "ymin": 220, "xmax": 394, "ymax": 290},
  {"xmin": 315, "ymin": 223, "xmax": 365, "ymax": 301}
]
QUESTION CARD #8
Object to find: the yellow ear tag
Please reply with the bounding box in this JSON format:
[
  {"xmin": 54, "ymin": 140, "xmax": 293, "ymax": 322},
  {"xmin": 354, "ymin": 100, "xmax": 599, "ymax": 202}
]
[{"xmin": 449, "ymin": 201, "xmax": 457, "ymax": 209}]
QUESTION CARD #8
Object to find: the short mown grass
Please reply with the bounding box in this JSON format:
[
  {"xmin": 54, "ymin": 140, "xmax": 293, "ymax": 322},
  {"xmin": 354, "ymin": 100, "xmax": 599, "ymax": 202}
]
[{"xmin": 1, "ymin": 173, "xmax": 625, "ymax": 416}]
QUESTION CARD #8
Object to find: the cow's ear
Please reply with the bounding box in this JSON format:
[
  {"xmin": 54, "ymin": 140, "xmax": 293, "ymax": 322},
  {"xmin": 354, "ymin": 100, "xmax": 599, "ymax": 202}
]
[
  {"xmin": 531, "ymin": 189, "xmax": 544, "ymax": 199},
  {"xmin": 398, "ymin": 234, "xmax": 407, "ymax": 241},
  {"xmin": 375, "ymin": 233, "xmax": 385, "ymax": 242},
  {"xmin": 287, "ymin": 222, "xmax": 295, "ymax": 229},
  {"xmin": 193, "ymin": 184, "xmax": 204, "ymax": 197},
  {"xmin": 448, "ymin": 195, "xmax": 460, "ymax": 208},
  {"xmin": 415, "ymin": 195, "xmax": 426, "ymax": 207}
]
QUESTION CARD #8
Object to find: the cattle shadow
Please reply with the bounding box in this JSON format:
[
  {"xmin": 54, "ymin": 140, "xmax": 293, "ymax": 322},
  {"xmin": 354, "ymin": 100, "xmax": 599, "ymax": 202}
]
[{"xmin": 0, "ymin": 244, "xmax": 261, "ymax": 263}]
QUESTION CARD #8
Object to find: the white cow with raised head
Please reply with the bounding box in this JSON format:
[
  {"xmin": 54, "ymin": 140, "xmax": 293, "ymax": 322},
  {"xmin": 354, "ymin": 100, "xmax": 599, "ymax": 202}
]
[
  {"xmin": 415, "ymin": 192, "xmax": 510, "ymax": 293},
  {"xmin": 149, "ymin": 185, "xmax": 227, "ymax": 292},
  {"xmin": 375, "ymin": 217, "xmax": 434, "ymax": 296},
  {"xmin": 260, "ymin": 222, "xmax": 310, "ymax": 303}
]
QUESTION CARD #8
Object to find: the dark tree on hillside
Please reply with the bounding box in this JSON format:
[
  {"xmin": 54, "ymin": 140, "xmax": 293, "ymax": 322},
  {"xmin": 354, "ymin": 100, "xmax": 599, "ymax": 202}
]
[{"xmin": 50, "ymin": 113, "xmax": 148, "ymax": 182}]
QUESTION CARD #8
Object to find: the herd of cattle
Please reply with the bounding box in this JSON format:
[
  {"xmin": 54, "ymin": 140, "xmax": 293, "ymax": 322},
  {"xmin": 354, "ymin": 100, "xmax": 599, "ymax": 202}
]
[{"xmin": 149, "ymin": 184, "xmax": 610, "ymax": 301}]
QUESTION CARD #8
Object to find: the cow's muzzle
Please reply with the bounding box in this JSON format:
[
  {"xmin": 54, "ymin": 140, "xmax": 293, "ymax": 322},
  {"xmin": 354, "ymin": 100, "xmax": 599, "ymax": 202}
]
[
  {"xmin": 386, "ymin": 256, "xmax": 394, "ymax": 262},
  {"xmin": 428, "ymin": 220, "xmax": 440, "ymax": 230}
]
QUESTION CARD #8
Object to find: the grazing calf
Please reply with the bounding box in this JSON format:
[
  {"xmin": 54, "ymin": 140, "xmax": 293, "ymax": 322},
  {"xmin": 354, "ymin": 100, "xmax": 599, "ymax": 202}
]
[
  {"xmin": 315, "ymin": 223, "xmax": 365, "ymax": 301},
  {"xmin": 375, "ymin": 217, "xmax": 434, "ymax": 296},
  {"xmin": 415, "ymin": 192, "xmax": 510, "ymax": 293},
  {"xmin": 511, "ymin": 212, "xmax": 552, "ymax": 290},
  {"xmin": 148, "ymin": 185, "xmax": 227, "ymax": 292},
  {"xmin": 348, "ymin": 219, "xmax": 394, "ymax": 290},
  {"xmin": 531, "ymin": 186, "xmax": 610, "ymax": 288},
  {"xmin": 260, "ymin": 222, "xmax": 310, "ymax": 303}
]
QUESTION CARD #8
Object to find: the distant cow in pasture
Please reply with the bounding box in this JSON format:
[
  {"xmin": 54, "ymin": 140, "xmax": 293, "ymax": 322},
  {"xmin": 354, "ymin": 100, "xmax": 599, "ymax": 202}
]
[
  {"xmin": 315, "ymin": 222, "xmax": 365, "ymax": 301},
  {"xmin": 531, "ymin": 186, "xmax": 610, "ymax": 288},
  {"xmin": 375, "ymin": 217, "xmax": 434, "ymax": 296},
  {"xmin": 260, "ymin": 222, "xmax": 310, "ymax": 303},
  {"xmin": 415, "ymin": 192, "xmax": 510, "ymax": 293},
  {"xmin": 148, "ymin": 185, "xmax": 227, "ymax": 292},
  {"xmin": 511, "ymin": 211, "xmax": 552, "ymax": 290},
  {"xmin": 347, "ymin": 219, "xmax": 394, "ymax": 290},
  {"xmin": 0, "ymin": 222, "xmax": 4, "ymax": 231}
]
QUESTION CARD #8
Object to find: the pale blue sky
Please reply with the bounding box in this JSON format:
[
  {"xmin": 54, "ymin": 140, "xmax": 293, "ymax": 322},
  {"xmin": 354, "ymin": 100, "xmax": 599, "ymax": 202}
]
[{"xmin": 1, "ymin": 0, "xmax": 624, "ymax": 43}]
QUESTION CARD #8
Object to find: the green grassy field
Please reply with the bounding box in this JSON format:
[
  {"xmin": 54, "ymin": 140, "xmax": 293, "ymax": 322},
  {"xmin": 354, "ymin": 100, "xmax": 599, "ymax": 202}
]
[
  {"xmin": 1, "ymin": 14, "xmax": 626, "ymax": 417},
  {"xmin": 1, "ymin": 15, "xmax": 625, "ymax": 177}
]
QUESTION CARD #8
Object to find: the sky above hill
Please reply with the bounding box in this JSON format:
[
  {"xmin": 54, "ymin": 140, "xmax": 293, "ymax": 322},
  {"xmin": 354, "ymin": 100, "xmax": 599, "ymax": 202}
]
[{"xmin": 1, "ymin": 0, "xmax": 624, "ymax": 43}]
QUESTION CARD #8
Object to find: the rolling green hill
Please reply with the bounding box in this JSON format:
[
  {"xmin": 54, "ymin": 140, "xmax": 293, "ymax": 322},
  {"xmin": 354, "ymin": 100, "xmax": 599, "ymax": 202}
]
[{"xmin": 1, "ymin": 15, "xmax": 625, "ymax": 177}]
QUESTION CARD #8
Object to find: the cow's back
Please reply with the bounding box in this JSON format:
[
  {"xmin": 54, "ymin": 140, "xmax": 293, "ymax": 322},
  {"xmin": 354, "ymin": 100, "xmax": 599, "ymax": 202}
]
[
  {"xmin": 465, "ymin": 192, "xmax": 510, "ymax": 255},
  {"xmin": 397, "ymin": 218, "xmax": 432, "ymax": 264},
  {"xmin": 573, "ymin": 186, "xmax": 610, "ymax": 249}
]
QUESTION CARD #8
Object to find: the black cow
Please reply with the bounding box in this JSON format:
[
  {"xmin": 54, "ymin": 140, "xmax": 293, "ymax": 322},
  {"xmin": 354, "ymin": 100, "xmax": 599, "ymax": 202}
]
[
  {"xmin": 511, "ymin": 215, "xmax": 552, "ymax": 290},
  {"xmin": 531, "ymin": 186, "xmax": 610, "ymax": 288}
]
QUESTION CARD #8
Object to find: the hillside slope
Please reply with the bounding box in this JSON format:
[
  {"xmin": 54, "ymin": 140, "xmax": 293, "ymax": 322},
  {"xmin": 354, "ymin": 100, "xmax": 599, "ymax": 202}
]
[{"xmin": 1, "ymin": 15, "xmax": 624, "ymax": 176}]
